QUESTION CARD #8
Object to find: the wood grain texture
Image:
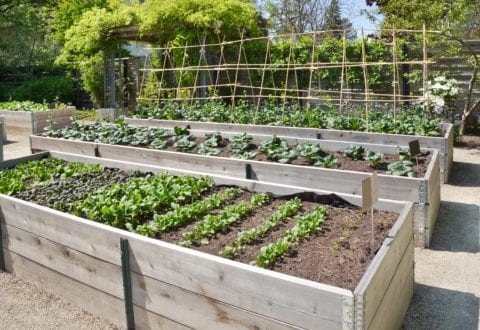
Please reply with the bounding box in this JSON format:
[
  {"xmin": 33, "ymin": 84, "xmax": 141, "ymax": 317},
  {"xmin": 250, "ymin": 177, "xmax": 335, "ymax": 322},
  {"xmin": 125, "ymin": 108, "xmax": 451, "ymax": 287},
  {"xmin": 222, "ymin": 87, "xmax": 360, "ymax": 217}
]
[{"xmin": 354, "ymin": 205, "xmax": 413, "ymax": 328}]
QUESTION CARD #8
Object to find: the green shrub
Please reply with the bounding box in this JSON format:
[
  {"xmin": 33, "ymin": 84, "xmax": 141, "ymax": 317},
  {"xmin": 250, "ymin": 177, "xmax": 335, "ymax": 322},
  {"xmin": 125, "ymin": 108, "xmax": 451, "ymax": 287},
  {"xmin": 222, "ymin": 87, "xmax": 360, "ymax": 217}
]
[{"xmin": 9, "ymin": 76, "xmax": 75, "ymax": 104}]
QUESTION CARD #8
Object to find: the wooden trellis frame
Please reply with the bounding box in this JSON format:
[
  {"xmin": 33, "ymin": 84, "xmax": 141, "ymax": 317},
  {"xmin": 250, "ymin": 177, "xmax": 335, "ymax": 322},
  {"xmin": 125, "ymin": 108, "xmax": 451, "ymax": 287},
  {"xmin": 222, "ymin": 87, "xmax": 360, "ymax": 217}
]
[{"xmin": 136, "ymin": 28, "xmax": 439, "ymax": 125}]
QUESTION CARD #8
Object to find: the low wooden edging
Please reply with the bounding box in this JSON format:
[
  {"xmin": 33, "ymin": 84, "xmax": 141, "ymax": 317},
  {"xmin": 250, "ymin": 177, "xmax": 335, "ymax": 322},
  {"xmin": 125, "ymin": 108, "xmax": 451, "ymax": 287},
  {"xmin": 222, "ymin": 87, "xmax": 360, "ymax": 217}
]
[
  {"xmin": 0, "ymin": 115, "xmax": 6, "ymax": 141},
  {"xmin": 0, "ymin": 106, "xmax": 76, "ymax": 135},
  {"xmin": 0, "ymin": 152, "xmax": 413, "ymax": 329},
  {"xmin": 126, "ymin": 118, "xmax": 453, "ymax": 183},
  {"xmin": 30, "ymin": 136, "xmax": 440, "ymax": 247}
]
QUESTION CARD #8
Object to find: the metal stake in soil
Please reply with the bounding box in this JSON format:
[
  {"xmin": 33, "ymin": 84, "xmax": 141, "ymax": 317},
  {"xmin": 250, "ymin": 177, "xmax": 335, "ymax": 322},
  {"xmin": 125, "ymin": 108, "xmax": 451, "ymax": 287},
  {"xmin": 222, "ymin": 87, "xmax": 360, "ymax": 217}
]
[{"xmin": 121, "ymin": 238, "xmax": 135, "ymax": 329}]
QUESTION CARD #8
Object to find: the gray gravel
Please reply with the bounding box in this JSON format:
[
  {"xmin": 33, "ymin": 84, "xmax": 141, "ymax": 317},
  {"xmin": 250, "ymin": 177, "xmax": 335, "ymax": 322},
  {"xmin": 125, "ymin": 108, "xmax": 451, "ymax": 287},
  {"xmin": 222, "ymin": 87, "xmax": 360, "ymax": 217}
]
[
  {"xmin": 2, "ymin": 127, "xmax": 479, "ymax": 328},
  {"xmin": 402, "ymin": 147, "xmax": 480, "ymax": 329}
]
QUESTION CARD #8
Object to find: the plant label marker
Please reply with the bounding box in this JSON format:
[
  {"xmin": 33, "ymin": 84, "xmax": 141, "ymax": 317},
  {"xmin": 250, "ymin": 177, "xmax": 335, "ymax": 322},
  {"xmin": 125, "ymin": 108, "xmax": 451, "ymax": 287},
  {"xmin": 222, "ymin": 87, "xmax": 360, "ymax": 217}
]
[
  {"xmin": 362, "ymin": 173, "xmax": 378, "ymax": 254},
  {"xmin": 409, "ymin": 139, "xmax": 421, "ymax": 166},
  {"xmin": 362, "ymin": 173, "xmax": 378, "ymax": 212}
]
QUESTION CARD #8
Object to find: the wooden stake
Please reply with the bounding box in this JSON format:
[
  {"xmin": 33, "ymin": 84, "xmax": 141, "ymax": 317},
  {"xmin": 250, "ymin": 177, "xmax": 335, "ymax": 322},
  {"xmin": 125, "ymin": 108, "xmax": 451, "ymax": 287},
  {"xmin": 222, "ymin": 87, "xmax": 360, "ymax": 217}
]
[
  {"xmin": 361, "ymin": 28, "xmax": 370, "ymax": 132},
  {"xmin": 339, "ymin": 30, "xmax": 347, "ymax": 114}
]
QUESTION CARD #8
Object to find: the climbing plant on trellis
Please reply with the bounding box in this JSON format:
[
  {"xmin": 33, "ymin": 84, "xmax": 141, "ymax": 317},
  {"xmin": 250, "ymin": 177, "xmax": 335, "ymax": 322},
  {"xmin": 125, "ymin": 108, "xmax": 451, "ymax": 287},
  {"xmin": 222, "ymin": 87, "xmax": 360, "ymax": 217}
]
[{"xmin": 137, "ymin": 27, "xmax": 439, "ymax": 127}]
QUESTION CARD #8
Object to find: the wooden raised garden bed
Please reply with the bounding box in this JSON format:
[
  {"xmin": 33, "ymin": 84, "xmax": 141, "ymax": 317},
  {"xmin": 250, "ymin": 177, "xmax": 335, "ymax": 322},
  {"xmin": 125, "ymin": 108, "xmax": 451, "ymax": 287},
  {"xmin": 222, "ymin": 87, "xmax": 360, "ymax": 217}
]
[
  {"xmin": 30, "ymin": 131, "xmax": 440, "ymax": 247},
  {"xmin": 0, "ymin": 106, "xmax": 75, "ymax": 135},
  {"xmin": 0, "ymin": 152, "xmax": 413, "ymax": 329},
  {"xmin": 126, "ymin": 117, "xmax": 453, "ymax": 184}
]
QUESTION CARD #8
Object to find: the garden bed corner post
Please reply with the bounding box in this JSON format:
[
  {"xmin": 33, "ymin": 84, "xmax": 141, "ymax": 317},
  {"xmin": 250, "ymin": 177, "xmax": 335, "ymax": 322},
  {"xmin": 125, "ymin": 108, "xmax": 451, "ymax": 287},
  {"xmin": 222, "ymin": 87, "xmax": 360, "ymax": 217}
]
[{"xmin": 120, "ymin": 238, "xmax": 135, "ymax": 329}]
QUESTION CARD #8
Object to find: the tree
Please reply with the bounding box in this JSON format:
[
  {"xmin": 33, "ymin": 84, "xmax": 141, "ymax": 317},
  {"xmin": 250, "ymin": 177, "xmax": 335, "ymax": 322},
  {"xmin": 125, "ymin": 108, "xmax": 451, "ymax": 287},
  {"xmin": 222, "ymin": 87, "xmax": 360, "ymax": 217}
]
[
  {"xmin": 56, "ymin": 0, "xmax": 263, "ymax": 106},
  {"xmin": 264, "ymin": 0, "xmax": 330, "ymax": 34},
  {"xmin": 367, "ymin": 0, "xmax": 480, "ymax": 135},
  {"xmin": 322, "ymin": 0, "xmax": 355, "ymax": 39}
]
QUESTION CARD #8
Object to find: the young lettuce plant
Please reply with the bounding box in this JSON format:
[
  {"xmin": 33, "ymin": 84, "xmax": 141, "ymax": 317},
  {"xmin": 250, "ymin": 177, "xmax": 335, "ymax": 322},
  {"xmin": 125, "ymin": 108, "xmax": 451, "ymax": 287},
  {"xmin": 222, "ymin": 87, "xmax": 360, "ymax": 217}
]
[
  {"xmin": 259, "ymin": 135, "xmax": 297, "ymax": 164},
  {"xmin": 199, "ymin": 131, "xmax": 222, "ymax": 155},
  {"xmin": 364, "ymin": 150, "xmax": 383, "ymax": 168},
  {"xmin": 314, "ymin": 154, "xmax": 340, "ymax": 168},
  {"xmin": 387, "ymin": 160, "xmax": 415, "ymax": 177},
  {"xmin": 295, "ymin": 142, "xmax": 323, "ymax": 164},
  {"xmin": 229, "ymin": 133, "xmax": 256, "ymax": 159},
  {"xmin": 344, "ymin": 145, "xmax": 366, "ymax": 160},
  {"xmin": 396, "ymin": 147, "xmax": 411, "ymax": 161}
]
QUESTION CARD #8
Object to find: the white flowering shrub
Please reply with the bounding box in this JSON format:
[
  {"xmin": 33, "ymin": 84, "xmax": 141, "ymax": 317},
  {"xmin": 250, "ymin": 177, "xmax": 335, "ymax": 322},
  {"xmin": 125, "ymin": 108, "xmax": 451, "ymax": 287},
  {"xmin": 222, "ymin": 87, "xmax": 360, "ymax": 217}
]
[{"xmin": 420, "ymin": 76, "xmax": 461, "ymax": 118}]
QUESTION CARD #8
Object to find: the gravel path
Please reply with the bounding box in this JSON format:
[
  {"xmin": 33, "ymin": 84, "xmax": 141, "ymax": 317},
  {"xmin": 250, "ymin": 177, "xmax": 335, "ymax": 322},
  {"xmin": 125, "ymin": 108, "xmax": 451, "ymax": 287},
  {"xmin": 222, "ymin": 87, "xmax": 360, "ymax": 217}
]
[
  {"xmin": 1, "ymin": 127, "xmax": 479, "ymax": 328},
  {"xmin": 402, "ymin": 146, "xmax": 480, "ymax": 329}
]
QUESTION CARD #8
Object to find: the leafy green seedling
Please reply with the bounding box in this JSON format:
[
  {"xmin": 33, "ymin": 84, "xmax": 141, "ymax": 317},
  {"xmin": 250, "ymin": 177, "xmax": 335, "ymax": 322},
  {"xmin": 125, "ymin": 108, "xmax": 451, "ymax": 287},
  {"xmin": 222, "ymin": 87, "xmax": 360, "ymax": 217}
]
[
  {"xmin": 364, "ymin": 150, "xmax": 383, "ymax": 168},
  {"xmin": 387, "ymin": 160, "xmax": 415, "ymax": 177},
  {"xmin": 314, "ymin": 154, "xmax": 340, "ymax": 168},
  {"xmin": 344, "ymin": 145, "xmax": 366, "ymax": 160},
  {"xmin": 396, "ymin": 147, "xmax": 411, "ymax": 161}
]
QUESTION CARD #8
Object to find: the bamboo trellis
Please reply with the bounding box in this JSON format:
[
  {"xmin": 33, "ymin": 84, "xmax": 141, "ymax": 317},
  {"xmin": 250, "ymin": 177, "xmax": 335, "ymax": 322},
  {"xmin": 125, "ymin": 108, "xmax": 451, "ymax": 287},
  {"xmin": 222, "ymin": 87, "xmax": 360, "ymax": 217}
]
[{"xmin": 137, "ymin": 28, "xmax": 439, "ymax": 122}]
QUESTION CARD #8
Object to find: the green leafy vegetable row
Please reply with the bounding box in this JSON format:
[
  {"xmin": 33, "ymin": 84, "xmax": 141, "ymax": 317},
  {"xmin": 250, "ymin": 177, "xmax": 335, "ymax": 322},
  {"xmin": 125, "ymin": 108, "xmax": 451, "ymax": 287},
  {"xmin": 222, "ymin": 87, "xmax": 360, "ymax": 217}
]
[
  {"xmin": 179, "ymin": 193, "xmax": 271, "ymax": 247},
  {"xmin": 221, "ymin": 197, "xmax": 303, "ymax": 259},
  {"xmin": 132, "ymin": 187, "xmax": 241, "ymax": 236},
  {"xmin": 71, "ymin": 173, "xmax": 214, "ymax": 228},
  {"xmin": 254, "ymin": 206, "xmax": 327, "ymax": 268},
  {"xmin": 0, "ymin": 158, "xmax": 102, "ymax": 195},
  {"xmin": 136, "ymin": 99, "xmax": 441, "ymax": 137}
]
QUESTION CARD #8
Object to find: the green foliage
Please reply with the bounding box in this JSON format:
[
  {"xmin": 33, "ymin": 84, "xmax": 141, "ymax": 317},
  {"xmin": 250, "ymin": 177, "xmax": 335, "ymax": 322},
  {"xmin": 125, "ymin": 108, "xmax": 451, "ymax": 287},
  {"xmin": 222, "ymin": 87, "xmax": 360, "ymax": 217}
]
[
  {"xmin": 364, "ymin": 150, "xmax": 383, "ymax": 168},
  {"xmin": 72, "ymin": 173, "xmax": 214, "ymax": 228},
  {"xmin": 254, "ymin": 206, "xmax": 327, "ymax": 268},
  {"xmin": 8, "ymin": 76, "xmax": 75, "ymax": 104},
  {"xmin": 295, "ymin": 141, "xmax": 323, "ymax": 164},
  {"xmin": 396, "ymin": 147, "xmax": 412, "ymax": 161},
  {"xmin": 0, "ymin": 101, "xmax": 50, "ymax": 112},
  {"xmin": 314, "ymin": 154, "xmax": 340, "ymax": 168},
  {"xmin": 134, "ymin": 187, "xmax": 241, "ymax": 236},
  {"xmin": 344, "ymin": 145, "xmax": 366, "ymax": 160},
  {"xmin": 137, "ymin": 99, "xmax": 442, "ymax": 137},
  {"xmin": 0, "ymin": 158, "xmax": 101, "ymax": 195},
  {"xmin": 229, "ymin": 133, "xmax": 256, "ymax": 159},
  {"xmin": 56, "ymin": 0, "xmax": 263, "ymax": 105},
  {"xmin": 387, "ymin": 160, "xmax": 415, "ymax": 177},
  {"xmin": 221, "ymin": 197, "xmax": 302, "ymax": 259},
  {"xmin": 259, "ymin": 135, "xmax": 298, "ymax": 163},
  {"xmin": 180, "ymin": 192, "xmax": 271, "ymax": 246}
]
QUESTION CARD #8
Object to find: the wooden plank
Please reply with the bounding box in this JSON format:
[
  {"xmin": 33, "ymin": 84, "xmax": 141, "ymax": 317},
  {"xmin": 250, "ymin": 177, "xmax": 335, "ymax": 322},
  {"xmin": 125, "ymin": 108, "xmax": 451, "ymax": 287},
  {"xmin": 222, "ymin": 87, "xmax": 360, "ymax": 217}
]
[
  {"xmin": 3, "ymin": 250, "xmax": 189, "ymax": 330},
  {"xmin": 98, "ymin": 142, "xmax": 424, "ymax": 202},
  {"xmin": 0, "ymin": 116, "xmax": 6, "ymax": 140},
  {"xmin": 32, "ymin": 116, "xmax": 74, "ymax": 134},
  {"xmin": 0, "ymin": 195, "xmax": 350, "ymax": 329},
  {"xmin": 126, "ymin": 233, "xmax": 350, "ymax": 329},
  {"xmin": 32, "ymin": 135, "xmax": 437, "ymax": 203},
  {"xmin": 0, "ymin": 152, "xmax": 48, "ymax": 169},
  {"xmin": 0, "ymin": 111, "xmax": 33, "ymax": 129},
  {"xmin": 50, "ymin": 151, "xmax": 411, "ymax": 216},
  {"xmin": 30, "ymin": 136, "xmax": 97, "ymax": 156},
  {"xmin": 366, "ymin": 241, "xmax": 414, "ymax": 330},
  {"xmin": 32, "ymin": 107, "xmax": 76, "ymax": 120},
  {"xmin": 125, "ymin": 118, "xmax": 320, "ymax": 139},
  {"xmin": 130, "ymin": 270, "xmax": 303, "ymax": 330},
  {"xmin": 425, "ymin": 155, "xmax": 441, "ymax": 248},
  {"xmin": 2, "ymin": 220, "xmax": 295, "ymax": 329},
  {"xmin": 97, "ymin": 144, "xmax": 247, "ymax": 178},
  {"xmin": 354, "ymin": 203, "xmax": 413, "ymax": 328},
  {"xmin": 247, "ymin": 161, "xmax": 421, "ymax": 202},
  {"xmin": 125, "ymin": 117, "xmax": 453, "ymax": 184},
  {"xmin": 1, "ymin": 223, "xmax": 124, "ymax": 298},
  {"xmin": 413, "ymin": 204, "xmax": 427, "ymax": 247}
]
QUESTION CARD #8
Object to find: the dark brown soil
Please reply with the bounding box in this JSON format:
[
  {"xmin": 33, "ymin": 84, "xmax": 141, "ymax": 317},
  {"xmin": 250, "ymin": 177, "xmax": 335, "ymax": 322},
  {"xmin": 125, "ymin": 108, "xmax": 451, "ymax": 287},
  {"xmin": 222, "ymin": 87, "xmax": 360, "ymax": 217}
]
[
  {"xmin": 158, "ymin": 189, "xmax": 398, "ymax": 291},
  {"xmin": 161, "ymin": 136, "xmax": 431, "ymax": 178}
]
